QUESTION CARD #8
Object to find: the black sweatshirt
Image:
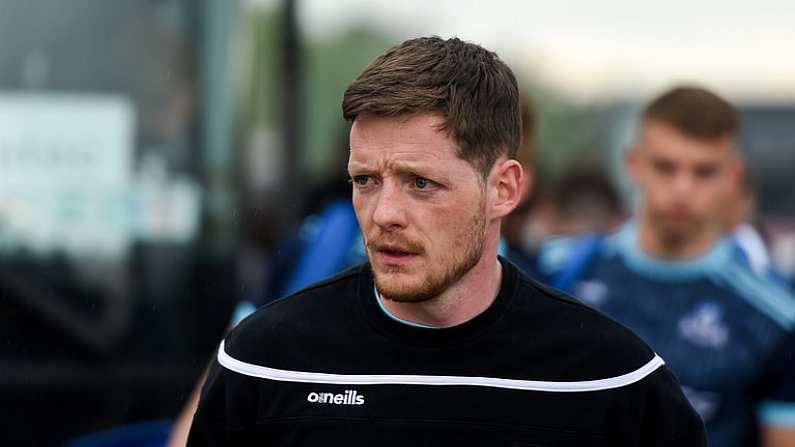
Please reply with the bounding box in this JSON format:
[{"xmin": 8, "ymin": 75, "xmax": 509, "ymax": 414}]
[{"xmin": 189, "ymin": 258, "xmax": 706, "ymax": 446}]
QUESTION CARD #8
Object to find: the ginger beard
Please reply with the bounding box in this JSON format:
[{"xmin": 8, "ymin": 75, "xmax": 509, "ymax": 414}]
[{"xmin": 367, "ymin": 189, "xmax": 488, "ymax": 303}]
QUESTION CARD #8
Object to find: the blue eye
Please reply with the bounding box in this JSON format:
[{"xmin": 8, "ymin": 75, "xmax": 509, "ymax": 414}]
[
  {"xmin": 352, "ymin": 175, "xmax": 370, "ymax": 186},
  {"xmin": 414, "ymin": 177, "xmax": 430, "ymax": 189}
]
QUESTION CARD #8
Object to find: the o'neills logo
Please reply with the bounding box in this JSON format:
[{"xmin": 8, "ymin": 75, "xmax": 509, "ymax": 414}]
[{"xmin": 307, "ymin": 390, "xmax": 365, "ymax": 405}]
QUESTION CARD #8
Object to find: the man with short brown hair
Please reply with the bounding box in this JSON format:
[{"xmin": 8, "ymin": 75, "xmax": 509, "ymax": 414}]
[
  {"xmin": 188, "ymin": 37, "xmax": 705, "ymax": 446},
  {"xmin": 543, "ymin": 85, "xmax": 795, "ymax": 447}
]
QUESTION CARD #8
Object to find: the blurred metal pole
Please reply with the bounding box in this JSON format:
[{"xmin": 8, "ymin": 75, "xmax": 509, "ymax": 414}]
[
  {"xmin": 201, "ymin": 0, "xmax": 240, "ymax": 254},
  {"xmin": 281, "ymin": 0, "xmax": 303, "ymax": 227}
]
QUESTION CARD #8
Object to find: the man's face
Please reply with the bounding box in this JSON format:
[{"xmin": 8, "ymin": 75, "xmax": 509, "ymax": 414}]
[
  {"xmin": 630, "ymin": 119, "xmax": 736, "ymax": 242},
  {"xmin": 348, "ymin": 114, "xmax": 489, "ymax": 303}
]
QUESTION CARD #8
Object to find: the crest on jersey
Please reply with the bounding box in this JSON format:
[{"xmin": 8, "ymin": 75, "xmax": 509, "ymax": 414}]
[{"xmin": 677, "ymin": 301, "xmax": 730, "ymax": 349}]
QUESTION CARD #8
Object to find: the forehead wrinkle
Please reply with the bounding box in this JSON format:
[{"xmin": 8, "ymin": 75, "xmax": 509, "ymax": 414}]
[
  {"xmin": 348, "ymin": 159, "xmax": 440, "ymax": 180},
  {"xmin": 349, "ymin": 144, "xmax": 451, "ymax": 169},
  {"xmin": 385, "ymin": 158, "xmax": 438, "ymax": 174}
]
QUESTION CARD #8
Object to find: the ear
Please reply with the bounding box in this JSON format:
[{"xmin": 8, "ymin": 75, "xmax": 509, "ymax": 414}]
[
  {"xmin": 625, "ymin": 145, "xmax": 643, "ymax": 185},
  {"xmin": 728, "ymin": 151, "xmax": 745, "ymax": 189},
  {"xmin": 489, "ymin": 158, "xmax": 524, "ymax": 220}
]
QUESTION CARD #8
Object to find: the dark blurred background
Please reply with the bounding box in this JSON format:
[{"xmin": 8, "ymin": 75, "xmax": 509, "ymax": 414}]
[{"xmin": 0, "ymin": 0, "xmax": 793, "ymax": 444}]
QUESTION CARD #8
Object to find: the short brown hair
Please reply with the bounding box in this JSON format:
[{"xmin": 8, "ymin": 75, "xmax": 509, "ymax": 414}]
[
  {"xmin": 342, "ymin": 36, "xmax": 521, "ymax": 177},
  {"xmin": 643, "ymin": 85, "xmax": 738, "ymax": 140}
]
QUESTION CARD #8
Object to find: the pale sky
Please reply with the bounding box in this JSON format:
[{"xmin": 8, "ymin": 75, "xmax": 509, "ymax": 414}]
[{"xmin": 290, "ymin": 0, "xmax": 795, "ymax": 103}]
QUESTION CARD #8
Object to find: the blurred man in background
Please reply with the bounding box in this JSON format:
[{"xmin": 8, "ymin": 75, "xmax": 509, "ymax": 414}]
[
  {"xmin": 543, "ymin": 86, "xmax": 795, "ymax": 447},
  {"xmin": 552, "ymin": 166, "xmax": 624, "ymax": 236}
]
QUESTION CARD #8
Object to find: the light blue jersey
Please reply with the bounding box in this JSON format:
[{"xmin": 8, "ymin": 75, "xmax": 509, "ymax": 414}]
[{"xmin": 541, "ymin": 222, "xmax": 795, "ymax": 447}]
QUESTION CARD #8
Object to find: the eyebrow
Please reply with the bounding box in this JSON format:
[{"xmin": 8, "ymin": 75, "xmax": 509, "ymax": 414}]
[
  {"xmin": 388, "ymin": 160, "xmax": 436, "ymax": 175},
  {"xmin": 349, "ymin": 159, "xmax": 429, "ymax": 172},
  {"xmin": 347, "ymin": 159, "xmax": 450, "ymax": 182}
]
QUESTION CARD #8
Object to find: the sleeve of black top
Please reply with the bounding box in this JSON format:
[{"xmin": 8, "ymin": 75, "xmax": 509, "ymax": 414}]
[
  {"xmin": 186, "ymin": 359, "xmax": 229, "ymax": 446},
  {"xmin": 638, "ymin": 367, "xmax": 708, "ymax": 447},
  {"xmin": 187, "ymin": 357, "xmax": 258, "ymax": 446}
]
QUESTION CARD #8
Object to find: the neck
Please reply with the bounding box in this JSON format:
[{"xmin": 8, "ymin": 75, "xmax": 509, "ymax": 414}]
[
  {"xmin": 638, "ymin": 210, "xmax": 718, "ymax": 260},
  {"xmin": 379, "ymin": 226, "xmax": 503, "ymax": 328}
]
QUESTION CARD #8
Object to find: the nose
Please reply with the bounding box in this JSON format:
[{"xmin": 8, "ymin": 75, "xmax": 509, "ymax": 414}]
[
  {"xmin": 671, "ymin": 172, "xmax": 694, "ymax": 197},
  {"xmin": 372, "ymin": 181, "xmax": 408, "ymax": 232}
]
